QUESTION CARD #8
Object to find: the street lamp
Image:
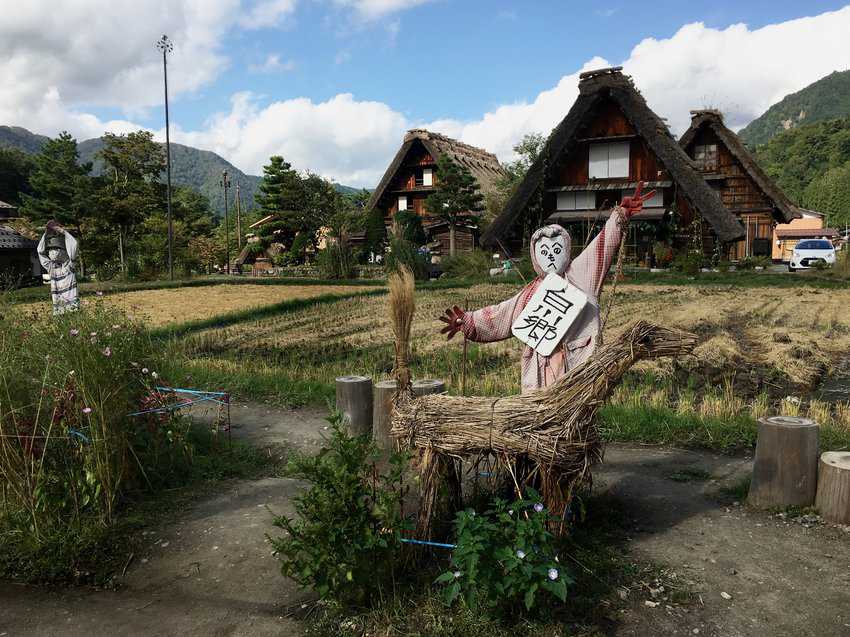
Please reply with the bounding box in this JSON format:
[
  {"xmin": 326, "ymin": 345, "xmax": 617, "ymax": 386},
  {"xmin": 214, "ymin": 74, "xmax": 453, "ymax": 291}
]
[
  {"xmin": 220, "ymin": 169, "xmax": 231, "ymax": 274},
  {"xmin": 156, "ymin": 34, "xmax": 175, "ymax": 280}
]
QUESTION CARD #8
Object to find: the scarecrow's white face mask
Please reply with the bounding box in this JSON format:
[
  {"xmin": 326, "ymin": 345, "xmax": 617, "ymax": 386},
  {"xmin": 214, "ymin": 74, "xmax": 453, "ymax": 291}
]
[{"xmin": 534, "ymin": 236, "xmax": 568, "ymax": 275}]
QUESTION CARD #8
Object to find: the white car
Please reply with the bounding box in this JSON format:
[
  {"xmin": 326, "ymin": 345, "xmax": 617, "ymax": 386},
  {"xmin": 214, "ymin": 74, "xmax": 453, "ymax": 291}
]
[{"xmin": 789, "ymin": 239, "xmax": 836, "ymax": 271}]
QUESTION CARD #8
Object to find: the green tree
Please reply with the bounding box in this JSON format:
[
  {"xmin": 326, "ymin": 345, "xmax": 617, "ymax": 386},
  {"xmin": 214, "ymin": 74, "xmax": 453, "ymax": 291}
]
[
  {"xmin": 803, "ymin": 160, "xmax": 850, "ymax": 228},
  {"xmin": 20, "ymin": 132, "xmax": 93, "ymax": 233},
  {"xmin": 0, "ymin": 147, "xmax": 34, "ymax": 206},
  {"xmin": 425, "ymin": 155, "xmax": 484, "ymax": 256},
  {"xmin": 363, "ymin": 205, "xmax": 387, "ymax": 260},
  {"xmin": 486, "ymin": 133, "xmax": 545, "ymax": 221},
  {"xmin": 253, "ymin": 155, "xmax": 308, "ymax": 249},
  {"xmin": 96, "ymin": 131, "xmax": 166, "ymax": 274}
]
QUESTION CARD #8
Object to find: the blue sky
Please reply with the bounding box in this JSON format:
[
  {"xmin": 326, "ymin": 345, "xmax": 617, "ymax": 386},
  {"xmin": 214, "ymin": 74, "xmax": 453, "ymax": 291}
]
[
  {"xmin": 118, "ymin": 0, "xmax": 847, "ymax": 131},
  {"xmin": 3, "ymin": 1, "xmax": 850, "ymax": 185}
]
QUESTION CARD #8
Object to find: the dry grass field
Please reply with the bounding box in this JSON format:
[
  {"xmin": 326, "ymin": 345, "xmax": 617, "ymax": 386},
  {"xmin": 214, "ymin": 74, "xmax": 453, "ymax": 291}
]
[
  {"xmin": 175, "ymin": 281, "xmax": 850, "ymax": 432},
  {"xmin": 21, "ymin": 284, "xmax": 374, "ymax": 327}
]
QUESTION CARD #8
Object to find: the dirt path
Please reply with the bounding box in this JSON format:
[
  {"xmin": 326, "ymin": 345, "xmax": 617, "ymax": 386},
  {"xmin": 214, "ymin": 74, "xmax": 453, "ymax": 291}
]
[{"xmin": 1, "ymin": 404, "xmax": 848, "ymax": 636}]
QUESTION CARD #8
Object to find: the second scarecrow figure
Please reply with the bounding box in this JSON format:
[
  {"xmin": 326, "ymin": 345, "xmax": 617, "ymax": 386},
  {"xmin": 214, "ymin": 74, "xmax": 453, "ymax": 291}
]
[
  {"xmin": 37, "ymin": 221, "xmax": 80, "ymax": 315},
  {"xmin": 440, "ymin": 184, "xmax": 655, "ymax": 393}
]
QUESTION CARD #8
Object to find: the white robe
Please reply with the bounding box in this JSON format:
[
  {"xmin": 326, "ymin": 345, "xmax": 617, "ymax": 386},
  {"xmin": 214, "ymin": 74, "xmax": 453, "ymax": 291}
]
[{"xmin": 37, "ymin": 231, "xmax": 79, "ymax": 315}]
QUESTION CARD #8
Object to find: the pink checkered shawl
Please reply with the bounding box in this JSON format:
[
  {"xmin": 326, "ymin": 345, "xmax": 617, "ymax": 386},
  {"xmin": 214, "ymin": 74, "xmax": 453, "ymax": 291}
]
[{"xmin": 461, "ymin": 208, "xmax": 627, "ymax": 393}]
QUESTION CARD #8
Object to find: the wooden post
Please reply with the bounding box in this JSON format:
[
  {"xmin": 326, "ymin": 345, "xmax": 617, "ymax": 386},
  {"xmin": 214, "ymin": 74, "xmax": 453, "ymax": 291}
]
[
  {"xmin": 372, "ymin": 379, "xmax": 398, "ymax": 451},
  {"xmin": 815, "ymin": 452, "xmax": 850, "ymax": 524},
  {"xmin": 412, "ymin": 379, "xmax": 446, "ymax": 397},
  {"xmin": 335, "ymin": 375, "xmax": 373, "ymax": 437},
  {"xmin": 748, "ymin": 416, "xmax": 819, "ymax": 509}
]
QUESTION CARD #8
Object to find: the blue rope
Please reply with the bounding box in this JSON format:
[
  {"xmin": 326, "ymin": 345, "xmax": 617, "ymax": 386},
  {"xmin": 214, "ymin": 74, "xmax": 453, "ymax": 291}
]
[
  {"xmin": 127, "ymin": 395, "xmax": 225, "ymax": 417},
  {"xmin": 400, "ymin": 538, "xmax": 456, "ymax": 550},
  {"xmin": 156, "ymin": 386, "xmax": 229, "ymax": 397},
  {"xmin": 68, "ymin": 428, "xmax": 90, "ymax": 444}
]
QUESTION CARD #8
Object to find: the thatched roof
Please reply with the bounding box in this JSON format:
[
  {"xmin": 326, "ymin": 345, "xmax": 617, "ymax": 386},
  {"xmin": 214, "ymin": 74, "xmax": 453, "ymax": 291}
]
[
  {"xmin": 680, "ymin": 110, "xmax": 800, "ymax": 223},
  {"xmin": 367, "ymin": 129, "xmax": 505, "ymax": 211},
  {"xmin": 0, "ymin": 225, "xmax": 36, "ymax": 251},
  {"xmin": 482, "ymin": 68, "xmax": 745, "ymax": 246}
]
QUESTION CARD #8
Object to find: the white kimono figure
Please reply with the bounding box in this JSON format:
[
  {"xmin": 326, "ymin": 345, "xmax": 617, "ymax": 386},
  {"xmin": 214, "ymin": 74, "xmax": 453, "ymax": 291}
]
[{"xmin": 37, "ymin": 226, "xmax": 80, "ymax": 315}]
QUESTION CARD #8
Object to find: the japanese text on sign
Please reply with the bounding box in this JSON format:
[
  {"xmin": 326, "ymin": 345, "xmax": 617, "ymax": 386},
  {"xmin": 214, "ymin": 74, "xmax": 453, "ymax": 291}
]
[{"xmin": 511, "ymin": 273, "xmax": 588, "ymax": 356}]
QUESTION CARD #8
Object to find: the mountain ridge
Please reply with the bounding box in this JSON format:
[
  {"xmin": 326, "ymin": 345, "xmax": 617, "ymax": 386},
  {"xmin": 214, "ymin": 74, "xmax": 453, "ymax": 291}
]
[
  {"xmin": 738, "ymin": 69, "xmax": 850, "ymax": 147},
  {"xmin": 0, "ymin": 125, "xmax": 365, "ymax": 216}
]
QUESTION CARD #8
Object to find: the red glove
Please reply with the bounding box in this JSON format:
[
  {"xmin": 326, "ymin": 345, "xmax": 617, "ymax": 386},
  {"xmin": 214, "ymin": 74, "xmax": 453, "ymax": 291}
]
[
  {"xmin": 620, "ymin": 181, "xmax": 657, "ymax": 219},
  {"xmin": 438, "ymin": 306, "xmax": 466, "ymax": 341}
]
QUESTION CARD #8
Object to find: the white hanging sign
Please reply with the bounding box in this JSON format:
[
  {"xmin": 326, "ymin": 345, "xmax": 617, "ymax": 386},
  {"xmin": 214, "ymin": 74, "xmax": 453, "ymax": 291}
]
[{"xmin": 511, "ymin": 273, "xmax": 588, "ymax": 356}]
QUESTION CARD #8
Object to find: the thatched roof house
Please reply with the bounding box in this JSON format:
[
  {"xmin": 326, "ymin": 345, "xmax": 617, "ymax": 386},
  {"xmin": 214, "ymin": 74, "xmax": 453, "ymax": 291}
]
[
  {"xmin": 368, "ymin": 129, "xmax": 506, "ymax": 255},
  {"xmin": 482, "ymin": 68, "xmax": 745, "ymax": 261},
  {"xmin": 679, "ymin": 109, "xmax": 804, "ymax": 259}
]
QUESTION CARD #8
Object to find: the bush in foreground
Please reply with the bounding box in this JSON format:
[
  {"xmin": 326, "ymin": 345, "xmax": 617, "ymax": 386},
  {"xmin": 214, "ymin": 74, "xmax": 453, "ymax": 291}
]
[{"xmin": 0, "ymin": 299, "xmax": 246, "ymax": 582}]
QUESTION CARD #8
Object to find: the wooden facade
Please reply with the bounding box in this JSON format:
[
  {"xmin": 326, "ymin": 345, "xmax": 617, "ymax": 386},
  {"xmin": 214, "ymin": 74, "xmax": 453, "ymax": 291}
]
[
  {"xmin": 680, "ymin": 110, "xmax": 800, "ymax": 261},
  {"xmin": 368, "ymin": 129, "xmax": 505, "ymax": 257}
]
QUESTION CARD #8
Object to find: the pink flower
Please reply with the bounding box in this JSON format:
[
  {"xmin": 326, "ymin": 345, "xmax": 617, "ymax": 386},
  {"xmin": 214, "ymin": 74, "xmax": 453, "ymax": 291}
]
[
  {"xmin": 70, "ymin": 329, "xmax": 79, "ymax": 336},
  {"xmin": 82, "ymin": 407, "xmax": 92, "ymax": 415},
  {"xmin": 96, "ymin": 291, "xmax": 104, "ymax": 297},
  {"xmin": 102, "ymin": 347, "xmax": 112, "ymax": 357}
]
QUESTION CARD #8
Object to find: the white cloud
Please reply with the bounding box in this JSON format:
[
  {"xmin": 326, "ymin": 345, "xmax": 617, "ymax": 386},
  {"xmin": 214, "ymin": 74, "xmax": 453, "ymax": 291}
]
[
  {"xmin": 431, "ymin": 6, "xmax": 850, "ymax": 163},
  {"xmin": 332, "ymin": 0, "xmax": 436, "ymax": 21},
  {"xmin": 249, "ymin": 54, "xmax": 297, "ymax": 73},
  {"xmin": 238, "ymin": 0, "xmax": 297, "ymax": 29},
  {"xmin": 175, "ymin": 92, "xmax": 409, "ymax": 186},
  {"xmin": 0, "ymin": 0, "xmax": 238, "ymax": 136}
]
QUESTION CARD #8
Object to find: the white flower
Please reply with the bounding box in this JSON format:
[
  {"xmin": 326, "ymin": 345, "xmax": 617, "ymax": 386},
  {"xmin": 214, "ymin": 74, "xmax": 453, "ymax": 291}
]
[
  {"xmin": 548, "ymin": 568, "xmax": 559, "ymax": 581},
  {"xmin": 534, "ymin": 503, "xmax": 545, "ymax": 513},
  {"xmin": 453, "ymin": 571, "xmax": 461, "ymax": 579},
  {"xmin": 508, "ymin": 509, "xmax": 514, "ymax": 516},
  {"xmin": 516, "ymin": 549, "xmax": 526, "ymax": 559},
  {"xmin": 151, "ymin": 371, "xmax": 159, "ymax": 379},
  {"xmin": 142, "ymin": 368, "xmax": 149, "ymax": 374},
  {"xmin": 82, "ymin": 407, "xmax": 92, "ymax": 415},
  {"xmin": 90, "ymin": 332, "xmax": 97, "ymax": 337}
]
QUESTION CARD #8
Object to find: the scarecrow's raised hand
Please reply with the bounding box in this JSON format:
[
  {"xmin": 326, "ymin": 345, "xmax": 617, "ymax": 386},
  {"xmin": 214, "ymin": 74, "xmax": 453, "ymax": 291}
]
[
  {"xmin": 439, "ymin": 305, "xmax": 465, "ymax": 340},
  {"xmin": 620, "ymin": 181, "xmax": 657, "ymax": 219}
]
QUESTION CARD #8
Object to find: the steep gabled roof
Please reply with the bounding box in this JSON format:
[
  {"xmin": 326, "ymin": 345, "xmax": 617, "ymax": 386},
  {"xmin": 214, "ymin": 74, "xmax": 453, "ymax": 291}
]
[
  {"xmin": 680, "ymin": 110, "xmax": 800, "ymax": 223},
  {"xmin": 483, "ymin": 68, "xmax": 745, "ymax": 246},
  {"xmin": 367, "ymin": 129, "xmax": 505, "ymax": 211}
]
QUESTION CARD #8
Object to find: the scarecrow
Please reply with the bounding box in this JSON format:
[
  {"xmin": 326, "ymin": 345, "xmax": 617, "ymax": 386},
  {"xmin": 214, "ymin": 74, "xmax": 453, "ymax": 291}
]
[
  {"xmin": 439, "ymin": 183, "xmax": 656, "ymax": 392},
  {"xmin": 37, "ymin": 221, "xmax": 80, "ymax": 315}
]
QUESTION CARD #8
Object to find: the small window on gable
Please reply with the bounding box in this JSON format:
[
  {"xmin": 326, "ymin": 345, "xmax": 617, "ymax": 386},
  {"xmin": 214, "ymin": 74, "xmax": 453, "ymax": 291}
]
[
  {"xmin": 693, "ymin": 144, "xmax": 718, "ymax": 171},
  {"xmin": 588, "ymin": 141, "xmax": 630, "ymax": 179},
  {"xmin": 398, "ymin": 196, "xmax": 408, "ymax": 212},
  {"xmin": 556, "ymin": 191, "xmax": 596, "ymax": 211}
]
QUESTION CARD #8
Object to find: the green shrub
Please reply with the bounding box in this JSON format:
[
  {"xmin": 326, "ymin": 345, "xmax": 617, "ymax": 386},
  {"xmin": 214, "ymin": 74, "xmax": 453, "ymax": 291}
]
[
  {"xmin": 652, "ymin": 242, "xmax": 673, "ymax": 267},
  {"xmin": 671, "ymin": 252, "xmax": 702, "ymax": 275},
  {"xmin": 738, "ymin": 255, "xmax": 772, "ymax": 270},
  {"xmin": 385, "ymin": 236, "xmax": 429, "ymax": 280},
  {"xmin": 318, "ymin": 238, "xmax": 358, "ymax": 280},
  {"xmin": 269, "ymin": 415, "xmax": 411, "ymax": 606},
  {"xmin": 440, "ymin": 250, "xmax": 494, "ymax": 279},
  {"xmin": 0, "ymin": 299, "xmax": 226, "ymax": 581},
  {"xmin": 436, "ymin": 491, "xmax": 570, "ymax": 614}
]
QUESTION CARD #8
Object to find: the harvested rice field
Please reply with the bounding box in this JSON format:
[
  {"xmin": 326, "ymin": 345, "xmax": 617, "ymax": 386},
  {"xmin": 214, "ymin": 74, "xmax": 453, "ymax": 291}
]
[
  {"xmin": 175, "ymin": 281, "xmax": 850, "ymax": 431},
  {"xmin": 22, "ymin": 283, "xmax": 375, "ymax": 327}
]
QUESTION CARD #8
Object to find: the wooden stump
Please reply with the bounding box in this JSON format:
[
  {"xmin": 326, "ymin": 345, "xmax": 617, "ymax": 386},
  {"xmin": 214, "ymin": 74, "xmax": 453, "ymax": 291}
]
[
  {"xmin": 815, "ymin": 452, "xmax": 850, "ymax": 524},
  {"xmin": 748, "ymin": 416, "xmax": 819, "ymax": 509},
  {"xmin": 412, "ymin": 378, "xmax": 446, "ymax": 397},
  {"xmin": 372, "ymin": 379, "xmax": 398, "ymax": 451},
  {"xmin": 335, "ymin": 375, "xmax": 373, "ymax": 437}
]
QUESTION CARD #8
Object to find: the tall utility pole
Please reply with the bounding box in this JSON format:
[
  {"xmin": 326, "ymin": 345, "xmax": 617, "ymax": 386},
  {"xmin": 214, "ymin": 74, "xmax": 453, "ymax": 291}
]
[
  {"xmin": 156, "ymin": 34, "xmax": 175, "ymax": 280},
  {"xmin": 235, "ymin": 182, "xmax": 243, "ymax": 251},
  {"xmin": 220, "ymin": 170, "xmax": 231, "ymax": 274}
]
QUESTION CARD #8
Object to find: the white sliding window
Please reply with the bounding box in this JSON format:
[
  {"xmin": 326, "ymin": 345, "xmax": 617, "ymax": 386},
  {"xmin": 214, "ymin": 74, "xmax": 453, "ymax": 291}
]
[
  {"xmin": 588, "ymin": 141, "xmax": 630, "ymax": 179},
  {"xmin": 422, "ymin": 168, "xmax": 433, "ymax": 187},
  {"xmin": 556, "ymin": 191, "xmax": 595, "ymax": 210},
  {"xmin": 398, "ymin": 196, "xmax": 408, "ymax": 212}
]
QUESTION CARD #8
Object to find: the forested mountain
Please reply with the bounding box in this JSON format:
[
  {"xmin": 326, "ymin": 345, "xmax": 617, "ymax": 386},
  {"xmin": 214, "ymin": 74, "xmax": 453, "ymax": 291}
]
[
  {"xmin": 754, "ymin": 116, "xmax": 850, "ymax": 228},
  {"xmin": 738, "ymin": 70, "xmax": 850, "ymax": 147},
  {"xmin": 0, "ymin": 125, "xmax": 363, "ymax": 215}
]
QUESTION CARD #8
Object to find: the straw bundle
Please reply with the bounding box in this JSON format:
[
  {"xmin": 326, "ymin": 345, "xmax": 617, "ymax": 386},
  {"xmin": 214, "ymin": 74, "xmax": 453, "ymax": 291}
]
[
  {"xmin": 388, "ymin": 267, "xmax": 415, "ymax": 391},
  {"xmin": 391, "ymin": 321, "xmax": 697, "ymax": 532}
]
